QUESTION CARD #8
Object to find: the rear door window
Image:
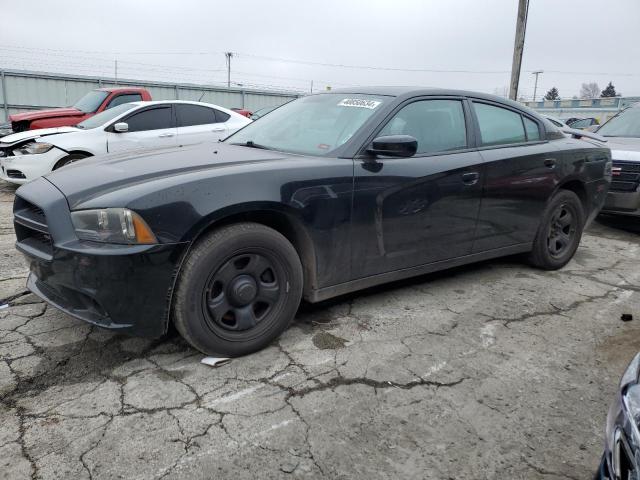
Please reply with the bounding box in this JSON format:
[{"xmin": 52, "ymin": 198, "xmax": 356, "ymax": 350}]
[
  {"xmin": 378, "ymin": 99, "xmax": 467, "ymax": 154},
  {"xmin": 176, "ymin": 104, "xmax": 218, "ymax": 127},
  {"xmin": 125, "ymin": 106, "xmax": 174, "ymax": 132},
  {"xmin": 473, "ymin": 102, "xmax": 526, "ymax": 146}
]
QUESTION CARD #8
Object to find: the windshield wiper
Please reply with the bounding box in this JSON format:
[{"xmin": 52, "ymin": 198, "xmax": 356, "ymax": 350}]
[{"xmin": 230, "ymin": 140, "xmax": 272, "ymax": 150}]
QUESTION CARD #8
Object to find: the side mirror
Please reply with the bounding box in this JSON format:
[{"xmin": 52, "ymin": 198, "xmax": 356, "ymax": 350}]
[
  {"xmin": 367, "ymin": 135, "xmax": 417, "ymax": 158},
  {"xmin": 113, "ymin": 122, "xmax": 129, "ymax": 133}
]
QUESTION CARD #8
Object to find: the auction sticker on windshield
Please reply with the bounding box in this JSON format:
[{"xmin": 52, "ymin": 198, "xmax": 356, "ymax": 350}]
[{"xmin": 338, "ymin": 98, "xmax": 382, "ymax": 109}]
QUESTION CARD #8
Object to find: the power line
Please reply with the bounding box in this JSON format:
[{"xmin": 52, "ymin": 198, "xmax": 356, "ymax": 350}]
[{"xmin": 3, "ymin": 44, "xmax": 640, "ymax": 78}]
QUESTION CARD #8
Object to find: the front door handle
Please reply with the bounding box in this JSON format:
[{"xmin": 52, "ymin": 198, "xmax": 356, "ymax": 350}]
[
  {"xmin": 158, "ymin": 133, "xmax": 174, "ymax": 138},
  {"xmin": 462, "ymin": 172, "xmax": 480, "ymax": 185},
  {"xmin": 211, "ymin": 128, "xmax": 226, "ymax": 132},
  {"xmin": 544, "ymin": 158, "xmax": 556, "ymax": 168}
]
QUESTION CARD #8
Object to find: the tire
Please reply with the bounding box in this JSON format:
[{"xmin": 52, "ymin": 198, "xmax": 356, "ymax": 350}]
[
  {"xmin": 528, "ymin": 190, "xmax": 585, "ymax": 270},
  {"xmin": 53, "ymin": 153, "xmax": 89, "ymax": 170},
  {"xmin": 172, "ymin": 222, "xmax": 303, "ymax": 357}
]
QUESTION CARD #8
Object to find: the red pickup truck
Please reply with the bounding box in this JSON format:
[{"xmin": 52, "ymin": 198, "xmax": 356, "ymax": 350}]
[{"xmin": 9, "ymin": 87, "xmax": 152, "ymax": 132}]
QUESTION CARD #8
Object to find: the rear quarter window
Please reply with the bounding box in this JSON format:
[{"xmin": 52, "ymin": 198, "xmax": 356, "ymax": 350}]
[
  {"xmin": 473, "ymin": 102, "xmax": 526, "ymax": 146},
  {"xmin": 215, "ymin": 110, "xmax": 231, "ymax": 122},
  {"xmin": 523, "ymin": 117, "xmax": 541, "ymax": 141}
]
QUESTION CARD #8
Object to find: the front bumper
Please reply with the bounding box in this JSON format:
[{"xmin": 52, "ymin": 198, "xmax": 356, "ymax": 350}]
[
  {"xmin": 14, "ymin": 177, "xmax": 189, "ymax": 337},
  {"xmin": 601, "ymin": 189, "xmax": 640, "ymax": 217},
  {"xmin": 0, "ymin": 148, "xmax": 66, "ymax": 185}
]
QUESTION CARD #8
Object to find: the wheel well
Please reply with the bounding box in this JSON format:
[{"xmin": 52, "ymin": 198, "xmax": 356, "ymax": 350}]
[
  {"xmin": 558, "ymin": 180, "xmax": 588, "ymax": 213},
  {"xmin": 53, "ymin": 151, "xmax": 92, "ymax": 169},
  {"xmin": 66, "ymin": 150, "xmax": 93, "ymax": 158},
  {"xmin": 189, "ymin": 210, "xmax": 318, "ymax": 298}
]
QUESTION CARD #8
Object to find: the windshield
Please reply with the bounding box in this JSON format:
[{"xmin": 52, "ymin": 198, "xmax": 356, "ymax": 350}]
[
  {"xmin": 76, "ymin": 103, "xmax": 135, "ymax": 129},
  {"xmin": 598, "ymin": 106, "xmax": 640, "ymax": 137},
  {"xmin": 226, "ymin": 93, "xmax": 388, "ymax": 155},
  {"xmin": 73, "ymin": 90, "xmax": 110, "ymax": 113}
]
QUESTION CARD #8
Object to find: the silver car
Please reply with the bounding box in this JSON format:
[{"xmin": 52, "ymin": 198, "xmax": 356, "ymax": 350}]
[{"xmin": 597, "ymin": 103, "xmax": 640, "ymax": 217}]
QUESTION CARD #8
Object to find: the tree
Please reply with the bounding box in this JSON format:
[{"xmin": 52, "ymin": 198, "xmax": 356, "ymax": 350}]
[
  {"xmin": 580, "ymin": 82, "xmax": 600, "ymax": 99},
  {"xmin": 601, "ymin": 82, "xmax": 619, "ymax": 97},
  {"xmin": 544, "ymin": 87, "xmax": 560, "ymax": 100}
]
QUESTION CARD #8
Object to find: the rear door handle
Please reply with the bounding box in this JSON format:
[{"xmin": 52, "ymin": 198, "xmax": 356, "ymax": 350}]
[
  {"xmin": 462, "ymin": 172, "xmax": 480, "ymax": 185},
  {"xmin": 158, "ymin": 133, "xmax": 174, "ymax": 138},
  {"xmin": 544, "ymin": 158, "xmax": 556, "ymax": 168},
  {"xmin": 211, "ymin": 127, "xmax": 226, "ymax": 132}
]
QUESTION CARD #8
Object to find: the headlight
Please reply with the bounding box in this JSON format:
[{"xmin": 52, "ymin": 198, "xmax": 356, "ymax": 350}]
[
  {"xmin": 13, "ymin": 142, "xmax": 55, "ymax": 155},
  {"xmin": 71, "ymin": 208, "xmax": 157, "ymax": 244}
]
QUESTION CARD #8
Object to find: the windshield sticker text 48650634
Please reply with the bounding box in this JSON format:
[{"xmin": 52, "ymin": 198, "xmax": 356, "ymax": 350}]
[{"xmin": 337, "ymin": 98, "xmax": 382, "ymax": 109}]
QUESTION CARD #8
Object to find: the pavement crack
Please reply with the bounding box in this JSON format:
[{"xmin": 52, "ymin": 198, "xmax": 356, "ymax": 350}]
[
  {"xmin": 287, "ymin": 374, "xmax": 466, "ymax": 398},
  {"xmin": 522, "ymin": 456, "xmax": 582, "ymax": 480}
]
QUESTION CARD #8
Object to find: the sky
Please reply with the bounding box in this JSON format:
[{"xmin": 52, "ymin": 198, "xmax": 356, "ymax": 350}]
[{"xmin": 2, "ymin": 0, "xmax": 639, "ymax": 100}]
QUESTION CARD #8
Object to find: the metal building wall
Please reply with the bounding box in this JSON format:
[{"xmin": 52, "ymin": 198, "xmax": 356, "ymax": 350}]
[{"xmin": 0, "ymin": 70, "xmax": 300, "ymax": 121}]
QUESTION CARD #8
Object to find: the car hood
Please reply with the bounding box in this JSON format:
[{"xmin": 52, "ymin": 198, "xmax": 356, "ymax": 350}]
[
  {"xmin": 602, "ymin": 137, "xmax": 640, "ymax": 162},
  {"xmin": 9, "ymin": 107, "xmax": 84, "ymax": 123},
  {"xmin": 44, "ymin": 142, "xmax": 294, "ymax": 209},
  {"xmin": 0, "ymin": 126, "xmax": 79, "ymax": 146}
]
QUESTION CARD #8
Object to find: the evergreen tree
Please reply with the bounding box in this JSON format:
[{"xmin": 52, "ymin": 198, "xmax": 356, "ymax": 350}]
[
  {"xmin": 601, "ymin": 82, "xmax": 619, "ymax": 97},
  {"xmin": 544, "ymin": 87, "xmax": 560, "ymax": 100}
]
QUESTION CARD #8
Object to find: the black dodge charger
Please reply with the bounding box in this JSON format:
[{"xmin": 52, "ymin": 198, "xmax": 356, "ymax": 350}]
[{"xmin": 12, "ymin": 88, "xmax": 611, "ymax": 356}]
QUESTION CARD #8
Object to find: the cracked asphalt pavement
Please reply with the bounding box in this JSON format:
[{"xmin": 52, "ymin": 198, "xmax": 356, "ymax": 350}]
[{"xmin": 1, "ymin": 179, "xmax": 640, "ymax": 480}]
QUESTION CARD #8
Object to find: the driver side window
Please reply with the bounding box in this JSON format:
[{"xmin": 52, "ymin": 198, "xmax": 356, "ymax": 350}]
[
  {"xmin": 379, "ymin": 99, "xmax": 467, "ymax": 154},
  {"xmin": 124, "ymin": 106, "xmax": 173, "ymax": 132}
]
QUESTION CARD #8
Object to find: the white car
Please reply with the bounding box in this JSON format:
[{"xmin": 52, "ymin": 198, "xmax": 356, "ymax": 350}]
[{"xmin": 0, "ymin": 100, "xmax": 251, "ymax": 185}]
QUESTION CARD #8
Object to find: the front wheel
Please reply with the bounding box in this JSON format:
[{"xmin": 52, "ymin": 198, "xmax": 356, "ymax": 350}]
[
  {"xmin": 172, "ymin": 223, "xmax": 303, "ymax": 357},
  {"xmin": 528, "ymin": 190, "xmax": 585, "ymax": 270}
]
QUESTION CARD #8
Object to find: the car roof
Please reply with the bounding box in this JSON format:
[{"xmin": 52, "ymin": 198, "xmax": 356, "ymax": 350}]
[
  {"xmin": 323, "ymin": 86, "xmax": 538, "ymax": 116},
  {"xmin": 95, "ymin": 87, "xmax": 147, "ymax": 92},
  {"xmin": 122, "ymin": 100, "xmax": 238, "ymax": 113}
]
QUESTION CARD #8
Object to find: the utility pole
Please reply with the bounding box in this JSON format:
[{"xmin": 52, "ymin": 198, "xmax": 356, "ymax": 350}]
[
  {"xmin": 225, "ymin": 52, "xmax": 233, "ymax": 88},
  {"xmin": 114, "ymin": 59, "xmax": 118, "ymax": 84},
  {"xmin": 509, "ymin": 0, "xmax": 529, "ymax": 100},
  {"xmin": 310, "ymin": 80, "xmax": 313, "ymax": 94},
  {"xmin": 531, "ymin": 70, "xmax": 543, "ymax": 101}
]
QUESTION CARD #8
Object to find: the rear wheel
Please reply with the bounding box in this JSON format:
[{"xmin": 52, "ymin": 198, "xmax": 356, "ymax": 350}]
[
  {"xmin": 528, "ymin": 190, "xmax": 585, "ymax": 270},
  {"xmin": 53, "ymin": 153, "xmax": 89, "ymax": 170},
  {"xmin": 172, "ymin": 223, "xmax": 303, "ymax": 357}
]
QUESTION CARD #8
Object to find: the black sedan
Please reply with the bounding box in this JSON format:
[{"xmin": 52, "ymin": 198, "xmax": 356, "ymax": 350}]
[{"xmin": 13, "ymin": 88, "xmax": 612, "ymax": 356}]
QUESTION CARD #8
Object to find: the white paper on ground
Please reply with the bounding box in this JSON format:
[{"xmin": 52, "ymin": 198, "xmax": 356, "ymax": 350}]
[{"xmin": 201, "ymin": 357, "xmax": 231, "ymax": 367}]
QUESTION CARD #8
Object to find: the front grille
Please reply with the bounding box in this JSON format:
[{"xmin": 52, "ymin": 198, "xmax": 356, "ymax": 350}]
[
  {"xmin": 13, "ymin": 195, "xmax": 53, "ymax": 258},
  {"xmin": 611, "ymin": 161, "xmax": 640, "ymax": 192}
]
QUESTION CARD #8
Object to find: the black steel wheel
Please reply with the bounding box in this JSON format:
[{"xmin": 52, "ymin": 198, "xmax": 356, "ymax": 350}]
[
  {"xmin": 546, "ymin": 203, "xmax": 578, "ymax": 258},
  {"xmin": 173, "ymin": 223, "xmax": 303, "ymax": 357},
  {"xmin": 528, "ymin": 190, "xmax": 585, "ymax": 270},
  {"xmin": 203, "ymin": 252, "xmax": 283, "ymax": 334}
]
